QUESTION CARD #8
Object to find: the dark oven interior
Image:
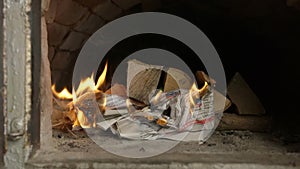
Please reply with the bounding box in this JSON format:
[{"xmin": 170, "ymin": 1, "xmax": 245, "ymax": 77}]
[{"xmin": 45, "ymin": 0, "xmax": 300, "ymax": 154}]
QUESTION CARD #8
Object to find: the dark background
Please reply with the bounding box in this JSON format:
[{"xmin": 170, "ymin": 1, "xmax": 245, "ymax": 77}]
[
  {"xmin": 100, "ymin": 0, "xmax": 300, "ymax": 139},
  {"xmin": 160, "ymin": 0, "xmax": 300, "ymax": 138}
]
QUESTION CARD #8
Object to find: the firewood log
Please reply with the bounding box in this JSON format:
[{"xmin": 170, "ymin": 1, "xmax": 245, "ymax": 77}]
[
  {"xmin": 214, "ymin": 90, "xmax": 232, "ymax": 113},
  {"xmin": 164, "ymin": 67, "xmax": 193, "ymax": 92},
  {"xmin": 127, "ymin": 59, "xmax": 163, "ymax": 105},
  {"xmin": 227, "ymin": 72, "xmax": 265, "ymax": 115},
  {"xmin": 195, "ymin": 71, "xmax": 216, "ymax": 85},
  {"xmin": 217, "ymin": 113, "xmax": 271, "ymax": 132}
]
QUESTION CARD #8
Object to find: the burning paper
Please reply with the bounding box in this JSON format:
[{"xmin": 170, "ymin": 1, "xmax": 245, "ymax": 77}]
[
  {"xmin": 51, "ymin": 60, "xmax": 220, "ymax": 143},
  {"xmin": 90, "ymin": 85, "xmax": 215, "ymax": 142}
]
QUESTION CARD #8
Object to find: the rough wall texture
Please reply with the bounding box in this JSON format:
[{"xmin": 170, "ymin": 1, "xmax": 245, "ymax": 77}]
[
  {"xmin": 45, "ymin": 0, "xmax": 300, "ymax": 91},
  {"xmin": 45, "ymin": 0, "xmax": 168, "ymax": 90}
]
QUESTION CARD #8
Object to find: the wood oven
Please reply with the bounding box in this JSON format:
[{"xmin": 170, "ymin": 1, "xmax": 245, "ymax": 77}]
[{"xmin": 0, "ymin": 0, "xmax": 300, "ymax": 168}]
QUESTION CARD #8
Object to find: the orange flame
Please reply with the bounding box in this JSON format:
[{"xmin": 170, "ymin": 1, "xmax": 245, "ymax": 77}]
[
  {"xmin": 96, "ymin": 62, "xmax": 108, "ymax": 90},
  {"xmin": 153, "ymin": 90, "xmax": 162, "ymax": 103},
  {"xmin": 73, "ymin": 62, "xmax": 108, "ymax": 128},
  {"xmin": 51, "ymin": 62, "xmax": 108, "ymax": 129},
  {"xmin": 73, "ymin": 109, "xmax": 92, "ymax": 129},
  {"xmin": 51, "ymin": 85, "xmax": 73, "ymax": 100},
  {"xmin": 74, "ymin": 74, "xmax": 97, "ymax": 98},
  {"xmin": 99, "ymin": 94, "xmax": 106, "ymax": 113},
  {"xmin": 189, "ymin": 81, "xmax": 209, "ymax": 106},
  {"xmin": 75, "ymin": 62, "xmax": 108, "ymax": 96}
]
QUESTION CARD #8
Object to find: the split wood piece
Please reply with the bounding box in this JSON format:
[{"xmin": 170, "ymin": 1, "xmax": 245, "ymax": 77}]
[
  {"xmin": 217, "ymin": 113, "xmax": 271, "ymax": 132},
  {"xmin": 227, "ymin": 72, "xmax": 265, "ymax": 115},
  {"xmin": 195, "ymin": 71, "xmax": 216, "ymax": 85},
  {"xmin": 214, "ymin": 90, "xmax": 232, "ymax": 113},
  {"xmin": 127, "ymin": 59, "xmax": 163, "ymax": 105},
  {"xmin": 164, "ymin": 67, "xmax": 193, "ymax": 92}
]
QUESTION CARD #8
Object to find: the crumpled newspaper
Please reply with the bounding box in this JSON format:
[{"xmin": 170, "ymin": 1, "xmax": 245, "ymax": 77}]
[
  {"xmin": 83, "ymin": 86, "xmax": 220, "ymax": 143},
  {"xmin": 70, "ymin": 79, "xmax": 219, "ymax": 143}
]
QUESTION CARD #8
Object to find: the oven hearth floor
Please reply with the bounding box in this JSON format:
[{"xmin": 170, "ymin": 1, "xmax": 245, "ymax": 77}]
[
  {"xmin": 51, "ymin": 129, "xmax": 299, "ymax": 154},
  {"xmin": 27, "ymin": 130, "xmax": 300, "ymax": 169}
]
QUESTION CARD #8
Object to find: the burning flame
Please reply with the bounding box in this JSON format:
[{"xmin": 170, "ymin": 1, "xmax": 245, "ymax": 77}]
[
  {"xmin": 151, "ymin": 90, "xmax": 163, "ymax": 105},
  {"xmin": 51, "ymin": 62, "xmax": 108, "ymax": 129},
  {"xmin": 73, "ymin": 62, "xmax": 108, "ymax": 127},
  {"xmin": 74, "ymin": 74, "xmax": 98, "ymax": 97},
  {"xmin": 99, "ymin": 93, "xmax": 107, "ymax": 113},
  {"xmin": 52, "ymin": 62, "xmax": 108, "ymax": 101},
  {"xmin": 51, "ymin": 85, "xmax": 73, "ymax": 100},
  {"xmin": 75, "ymin": 62, "xmax": 108, "ymax": 98},
  {"xmin": 189, "ymin": 81, "xmax": 209, "ymax": 106},
  {"xmin": 96, "ymin": 62, "xmax": 108, "ymax": 89},
  {"xmin": 73, "ymin": 109, "xmax": 96, "ymax": 128},
  {"xmin": 76, "ymin": 62, "xmax": 107, "ymax": 94}
]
